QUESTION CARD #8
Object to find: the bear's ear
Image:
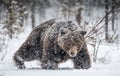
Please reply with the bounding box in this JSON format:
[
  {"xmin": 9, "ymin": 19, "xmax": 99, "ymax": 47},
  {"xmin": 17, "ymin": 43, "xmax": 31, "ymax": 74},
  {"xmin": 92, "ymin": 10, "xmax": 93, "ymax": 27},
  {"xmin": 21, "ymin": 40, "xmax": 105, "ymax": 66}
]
[{"xmin": 80, "ymin": 31, "xmax": 87, "ymax": 36}]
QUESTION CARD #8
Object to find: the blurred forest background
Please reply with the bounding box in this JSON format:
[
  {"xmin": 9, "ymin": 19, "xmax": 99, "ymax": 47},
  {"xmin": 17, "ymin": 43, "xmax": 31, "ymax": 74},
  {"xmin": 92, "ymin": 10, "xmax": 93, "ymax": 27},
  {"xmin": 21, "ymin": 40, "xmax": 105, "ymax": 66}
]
[{"xmin": 0, "ymin": 0, "xmax": 120, "ymax": 65}]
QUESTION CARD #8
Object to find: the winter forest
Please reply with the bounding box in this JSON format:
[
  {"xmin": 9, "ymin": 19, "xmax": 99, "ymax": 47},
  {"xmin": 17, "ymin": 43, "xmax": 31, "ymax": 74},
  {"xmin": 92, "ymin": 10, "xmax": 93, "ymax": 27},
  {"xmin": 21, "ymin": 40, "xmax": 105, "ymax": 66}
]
[{"xmin": 0, "ymin": 0, "xmax": 120, "ymax": 76}]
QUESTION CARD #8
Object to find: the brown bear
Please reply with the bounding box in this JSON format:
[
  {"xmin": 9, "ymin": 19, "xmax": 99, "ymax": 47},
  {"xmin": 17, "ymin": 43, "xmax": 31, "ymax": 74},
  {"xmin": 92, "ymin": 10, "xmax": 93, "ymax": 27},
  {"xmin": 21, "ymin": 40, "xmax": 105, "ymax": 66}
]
[{"xmin": 13, "ymin": 19, "xmax": 91, "ymax": 69}]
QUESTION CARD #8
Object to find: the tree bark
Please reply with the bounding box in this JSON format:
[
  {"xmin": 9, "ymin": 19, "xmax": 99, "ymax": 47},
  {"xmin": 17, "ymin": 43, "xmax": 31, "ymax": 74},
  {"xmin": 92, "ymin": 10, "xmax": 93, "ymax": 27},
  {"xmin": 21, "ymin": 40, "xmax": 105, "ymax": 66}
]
[
  {"xmin": 105, "ymin": 0, "xmax": 109, "ymax": 41},
  {"xmin": 111, "ymin": 0, "xmax": 116, "ymax": 31},
  {"xmin": 31, "ymin": 2, "xmax": 35, "ymax": 28},
  {"xmin": 76, "ymin": 7, "xmax": 82, "ymax": 27}
]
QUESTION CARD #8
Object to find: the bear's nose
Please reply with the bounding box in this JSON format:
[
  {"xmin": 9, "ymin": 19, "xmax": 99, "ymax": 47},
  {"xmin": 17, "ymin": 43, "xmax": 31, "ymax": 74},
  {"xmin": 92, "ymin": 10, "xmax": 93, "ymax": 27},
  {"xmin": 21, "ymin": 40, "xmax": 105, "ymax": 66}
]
[{"xmin": 69, "ymin": 51, "xmax": 77, "ymax": 57}]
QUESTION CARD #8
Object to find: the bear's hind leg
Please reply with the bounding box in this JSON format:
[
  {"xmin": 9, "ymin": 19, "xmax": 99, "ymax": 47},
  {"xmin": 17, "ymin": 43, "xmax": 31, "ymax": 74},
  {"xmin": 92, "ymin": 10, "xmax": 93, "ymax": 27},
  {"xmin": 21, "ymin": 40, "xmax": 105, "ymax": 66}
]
[{"xmin": 13, "ymin": 55, "xmax": 25, "ymax": 69}]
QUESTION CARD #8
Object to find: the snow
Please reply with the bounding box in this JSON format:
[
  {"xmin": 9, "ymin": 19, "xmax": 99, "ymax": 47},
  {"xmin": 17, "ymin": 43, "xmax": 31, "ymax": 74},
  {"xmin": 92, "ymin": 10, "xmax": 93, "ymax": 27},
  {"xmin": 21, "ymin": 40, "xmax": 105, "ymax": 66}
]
[{"xmin": 0, "ymin": 69, "xmax": 120, "ymax": 76}]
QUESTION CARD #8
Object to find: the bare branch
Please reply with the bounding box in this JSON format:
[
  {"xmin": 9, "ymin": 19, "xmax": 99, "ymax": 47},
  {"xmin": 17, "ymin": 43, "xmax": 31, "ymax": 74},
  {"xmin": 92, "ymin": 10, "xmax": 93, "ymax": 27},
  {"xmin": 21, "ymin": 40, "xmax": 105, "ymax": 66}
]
[{"xmin": 86, "ymin": 0, "xmax": 120, "ymax": 38}]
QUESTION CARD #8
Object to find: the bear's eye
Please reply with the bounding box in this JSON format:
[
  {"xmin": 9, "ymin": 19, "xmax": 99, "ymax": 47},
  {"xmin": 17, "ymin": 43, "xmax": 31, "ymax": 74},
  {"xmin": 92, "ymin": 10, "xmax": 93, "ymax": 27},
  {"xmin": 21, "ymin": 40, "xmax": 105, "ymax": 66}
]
[
  {"xmin": 60, "ymin": 29, "xmax": 68, "ymax": 36},
  {"xmin": 61, "ymin": 31, "xmax": 66, "ymax": 35}
]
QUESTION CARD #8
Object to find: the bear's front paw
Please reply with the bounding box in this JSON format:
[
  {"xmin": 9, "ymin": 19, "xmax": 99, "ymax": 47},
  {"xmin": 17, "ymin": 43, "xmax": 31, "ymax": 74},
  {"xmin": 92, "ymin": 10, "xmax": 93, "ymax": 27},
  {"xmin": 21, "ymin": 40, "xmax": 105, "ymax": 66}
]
[
  {"xmin": 74, "ymin": 64, "xmax": 91, "ymax": 69},
  {"xmin": 74, "ymin": 65, "xmax": 82, "ymax": 69}
]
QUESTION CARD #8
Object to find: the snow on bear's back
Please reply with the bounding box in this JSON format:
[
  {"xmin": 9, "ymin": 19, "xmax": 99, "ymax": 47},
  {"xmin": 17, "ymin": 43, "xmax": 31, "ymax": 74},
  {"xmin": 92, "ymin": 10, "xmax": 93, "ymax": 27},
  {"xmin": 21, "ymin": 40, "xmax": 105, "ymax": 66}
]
[{"xmin": 48, "ymin": 20, "xmax": 81, "ymax": 39}]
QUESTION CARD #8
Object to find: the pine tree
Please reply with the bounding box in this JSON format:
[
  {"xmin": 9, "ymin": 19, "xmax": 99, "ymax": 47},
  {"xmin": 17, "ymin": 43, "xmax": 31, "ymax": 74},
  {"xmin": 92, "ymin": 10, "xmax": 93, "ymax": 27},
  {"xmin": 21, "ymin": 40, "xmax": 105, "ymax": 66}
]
[{"xmin": 3, "ymin": 0, "xmax": 25, "ymax": 38}]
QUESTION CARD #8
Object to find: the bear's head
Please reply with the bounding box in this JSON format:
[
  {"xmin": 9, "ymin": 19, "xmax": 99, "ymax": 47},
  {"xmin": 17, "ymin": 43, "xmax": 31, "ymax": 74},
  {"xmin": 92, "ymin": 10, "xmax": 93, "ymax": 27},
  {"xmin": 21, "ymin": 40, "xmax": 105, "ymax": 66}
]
[{"xmin": 58, "ymin": 24, "xmax": 87, "ymax": 57}]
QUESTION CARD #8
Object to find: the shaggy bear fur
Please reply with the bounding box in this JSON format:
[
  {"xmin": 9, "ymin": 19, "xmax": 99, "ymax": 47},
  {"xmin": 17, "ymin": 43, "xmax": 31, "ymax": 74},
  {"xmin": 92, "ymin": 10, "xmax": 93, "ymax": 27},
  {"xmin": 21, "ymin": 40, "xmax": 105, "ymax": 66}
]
[
  {"xmin": 13, "ymin": 19, "xmax": 91, "ymax": 69},
  {"xmin": 13, "ymin": 19, "xmax": 56, "ymax": 69}
]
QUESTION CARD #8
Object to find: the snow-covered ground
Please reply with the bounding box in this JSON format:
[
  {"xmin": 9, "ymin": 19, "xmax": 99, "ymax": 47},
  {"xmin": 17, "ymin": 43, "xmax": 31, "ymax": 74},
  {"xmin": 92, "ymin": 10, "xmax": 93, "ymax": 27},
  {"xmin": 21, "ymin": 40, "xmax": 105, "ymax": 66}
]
[{"xmin": 0, "ymin": 69, "xmax": 120, "ymax": 76}]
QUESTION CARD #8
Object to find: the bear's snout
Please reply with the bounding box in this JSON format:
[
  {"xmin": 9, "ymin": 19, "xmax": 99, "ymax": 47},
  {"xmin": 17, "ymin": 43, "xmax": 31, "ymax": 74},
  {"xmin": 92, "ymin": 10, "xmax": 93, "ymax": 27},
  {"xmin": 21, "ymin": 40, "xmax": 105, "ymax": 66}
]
[
  {"xmin": 69, "ymin": 46, "xmax": 78, "ymax": 57},
  {"xmin": 69, "ymin": 51, "xmax": 77, "ymax": 57}
]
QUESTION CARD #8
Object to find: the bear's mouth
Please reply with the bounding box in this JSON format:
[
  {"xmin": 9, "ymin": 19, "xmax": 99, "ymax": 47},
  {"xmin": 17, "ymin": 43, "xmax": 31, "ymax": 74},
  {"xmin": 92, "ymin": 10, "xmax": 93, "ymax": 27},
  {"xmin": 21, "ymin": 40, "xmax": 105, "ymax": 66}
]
[
  {"xmin": 69, "ymin": 51, "xmax": 77, "ymax": 57},
  {"xmin": 68, "ymin": 46, "xmax": 78, "ymax": 57}
]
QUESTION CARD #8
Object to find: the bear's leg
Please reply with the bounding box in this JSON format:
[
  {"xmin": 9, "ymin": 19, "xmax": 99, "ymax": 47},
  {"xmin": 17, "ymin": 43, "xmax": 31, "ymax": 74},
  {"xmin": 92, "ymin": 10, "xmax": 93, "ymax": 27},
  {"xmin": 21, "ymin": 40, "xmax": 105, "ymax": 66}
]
[
  {"xmin": 73, "ymin": 49, "xmax": 91, "ymax": 69},
  {"xmin": 13, "ymin": 54, "xmax": 25, "ymax": 69}
]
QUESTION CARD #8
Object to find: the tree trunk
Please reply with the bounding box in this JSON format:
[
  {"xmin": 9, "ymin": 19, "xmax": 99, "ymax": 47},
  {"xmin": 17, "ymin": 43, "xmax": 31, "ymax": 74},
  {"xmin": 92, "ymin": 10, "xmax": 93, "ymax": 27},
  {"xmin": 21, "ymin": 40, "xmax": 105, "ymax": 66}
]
[
  {"xmin": 111, "ymin": 0, "xmax": 116, "ymax": 31},
  {"xmin": 105, "ymin": 0, "xmax": 109, "ymax": 41},
  {"xmin": 76, "ymin": 7, "xmax": 83, "ymax": 27},
  {"xmin": 31, "ymin": 2, "xmax": 35, "ymax": 28}
]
